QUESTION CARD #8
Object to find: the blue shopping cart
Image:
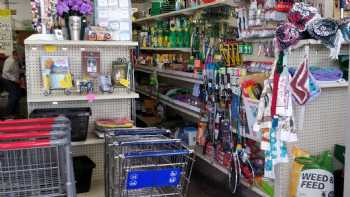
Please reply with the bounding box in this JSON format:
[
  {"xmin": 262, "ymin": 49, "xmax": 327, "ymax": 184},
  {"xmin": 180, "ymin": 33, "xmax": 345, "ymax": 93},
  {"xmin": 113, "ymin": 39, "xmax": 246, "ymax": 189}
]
[{"xmin": 105, "ymin": 128, "xmax": 195, "ymax": 197}]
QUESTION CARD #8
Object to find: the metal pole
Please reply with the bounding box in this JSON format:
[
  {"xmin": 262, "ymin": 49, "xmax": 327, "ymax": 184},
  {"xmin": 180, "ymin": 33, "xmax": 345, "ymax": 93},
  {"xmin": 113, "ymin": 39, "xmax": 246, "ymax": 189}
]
[{"xmin": 343, "ymin": 42, "xmax": 350, "ymax": 197}]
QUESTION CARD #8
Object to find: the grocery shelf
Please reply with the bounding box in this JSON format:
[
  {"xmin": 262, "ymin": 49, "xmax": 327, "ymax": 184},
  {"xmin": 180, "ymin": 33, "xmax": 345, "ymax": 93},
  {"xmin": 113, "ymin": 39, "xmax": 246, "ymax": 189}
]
[
  {"xmin": 242, "ymin": 55, "xmax": 275, "ymax": 63},
  {"xmin": 140, "ymin": 47, "xmax": 193, "ymax": 52},
  {"xmin": 136, "ymin": 88, "xmax": 158, "ymax": 99},
  {"xmin": 28, "ymin": 91, "xmax": 139, "ymax": 103},
  {"xmin": 134, "ymin": 0, "xmax": 240, "ymax": 24},
  {"xmin": 135, "ymin": 88, "xmax": 201, "ymax": 119},
  {"xmin": 25, "ymin": 34, "xmax": 138, "ymax": 46},
  {"xmin": 135, "ymin": 65, "xmax": 156, "ymax": 73},
  {"xmin": 135, "ymin": 65, "xmax": 204, "ymax": 84},
  {"xmin": 317, "ymin": 80, "xmax": 349, "ymax": 88},
  {"xmin": 136, "ymin": 114, "xmax": 161, "ymax": 126},
  {"xmin": 158, "ymin": 94, "xmax": 201, "ymax": 119},
  {"xmin": 193, "ymin": 146, "xmax": 269, "ymax": 197},
  {"xmin": 72, "ymin": 133, "xmax": 104, "ymax": 146}
]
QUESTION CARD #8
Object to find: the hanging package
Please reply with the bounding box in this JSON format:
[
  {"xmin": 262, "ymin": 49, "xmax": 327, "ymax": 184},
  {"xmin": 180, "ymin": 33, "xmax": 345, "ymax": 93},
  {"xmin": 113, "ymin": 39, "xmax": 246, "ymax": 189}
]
[
  {"xmin": 275, "ymin": 23, "xmax": 300, "ymax": 51},
  {"xmin": 307, "ymin": 18, "xmax": 339, "ymax": 48},
  {"xmin": 287, "ymin": 2, "xmax": 320, "ymax": 32},
  {"xmin": 289, "ymin": 147, "xmax": 334, "ymax": 197}
]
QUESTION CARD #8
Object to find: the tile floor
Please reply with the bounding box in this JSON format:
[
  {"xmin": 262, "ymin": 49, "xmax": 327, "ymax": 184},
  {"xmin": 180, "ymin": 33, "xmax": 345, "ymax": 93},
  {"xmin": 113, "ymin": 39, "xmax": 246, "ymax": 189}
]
[
  {"xmin": 77, "ymin": 172, "xmax": 258, "ymax": 197},
  {"xmin": 78, "ymin": 156, "xmax": 260, "ymax": 197}
]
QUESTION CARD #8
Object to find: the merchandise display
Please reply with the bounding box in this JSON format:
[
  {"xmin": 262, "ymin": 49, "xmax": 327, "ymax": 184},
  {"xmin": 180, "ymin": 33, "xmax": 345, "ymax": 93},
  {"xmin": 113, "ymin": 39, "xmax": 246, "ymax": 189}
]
[
  {"xmin": 134, "ymin": 1, "xmax": 349, "ymax": 197},
  {"xmin": 1, "ymin": 0, "xmax": 349, "ymax": 197}
]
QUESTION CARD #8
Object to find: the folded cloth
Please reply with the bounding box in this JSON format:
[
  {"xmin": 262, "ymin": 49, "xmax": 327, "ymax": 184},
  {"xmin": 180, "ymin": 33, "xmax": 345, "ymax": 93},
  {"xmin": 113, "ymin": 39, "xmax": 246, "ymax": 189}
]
[{"xmin": 289, "ymin": 66, "xmax": 343, "ymax": 81}]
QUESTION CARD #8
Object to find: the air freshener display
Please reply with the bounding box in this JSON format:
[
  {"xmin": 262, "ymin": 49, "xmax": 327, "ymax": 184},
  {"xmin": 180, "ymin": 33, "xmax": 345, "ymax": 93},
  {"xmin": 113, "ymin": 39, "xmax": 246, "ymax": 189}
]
[
  {"xmin": 99, "ymin": 75, "xmax": 113, "ymax": 93},
  {"xmin": 76, "ymin": 79, "xmax": 94, "ymax": 95},
  {"xmin": 40, "ymin": 56, "xmax": 73, "ymax": 95},
  {"xmin": 82, "ymin": 51, "xmax": 100, "ymax": 78},
  {"xmin": 112, "ymin": 58, "xmax": 128, "ymax": 87}
]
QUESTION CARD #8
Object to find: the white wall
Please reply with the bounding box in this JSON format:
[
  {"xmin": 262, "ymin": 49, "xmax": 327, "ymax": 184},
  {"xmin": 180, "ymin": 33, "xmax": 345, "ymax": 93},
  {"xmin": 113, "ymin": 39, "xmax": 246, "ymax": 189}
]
[
  {"xmin": 0, "ymin": 0, "xmax": 32, "ymax": 30},
  {"xmin": 8, "ymin": 0, "xmax": 32, "ymax": 30}
]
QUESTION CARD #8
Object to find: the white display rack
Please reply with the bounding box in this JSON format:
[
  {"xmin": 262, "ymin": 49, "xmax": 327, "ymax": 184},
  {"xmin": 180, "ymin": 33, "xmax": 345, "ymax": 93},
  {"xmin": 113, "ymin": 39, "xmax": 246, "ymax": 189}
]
[
  {"xmin": 135, "ymin": 64, "xmax": 204, "ymax": 84},
  {"xmin": 28, "ymin": 91, "xmax": 139, "ymax": 103},
  {"xmin": 193, "ymin": 146, "xmax": 269, "ymax": 197},
  {"xmin": 133, "ymin": 0, "xmax": 240, "ymax": 24},
  {"xmin": 136, "ymin": 88, "xmax": 201, "ymax": 119},
  {"xmin": 140, "ymin": 47, "xmax": 193, "ymax": 53},
  {"xmin": 72, "ymin": 133, "xmax": 104, "ymax": 146},
  {"xmin": 25, "ymin": 36, "xmax": 138, "ymax": 46},
  {"xmin": 25, "ymin": 34, "xmax": 138, "ymax": 182},
  {"xmin": 317, "ymin": 80, "xmax": 349, "ymax": 88}
]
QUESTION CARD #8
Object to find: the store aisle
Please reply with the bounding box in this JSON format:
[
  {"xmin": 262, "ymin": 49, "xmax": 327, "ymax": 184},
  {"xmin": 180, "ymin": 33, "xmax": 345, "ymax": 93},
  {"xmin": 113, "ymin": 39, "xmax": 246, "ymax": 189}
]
[
  {"xmin": 188, "ymin": 171, "xmax": 235, "ymax": 197},
  {"xmin": 78, "ymin": 171, "xmax": 258, "ymax": 197}
]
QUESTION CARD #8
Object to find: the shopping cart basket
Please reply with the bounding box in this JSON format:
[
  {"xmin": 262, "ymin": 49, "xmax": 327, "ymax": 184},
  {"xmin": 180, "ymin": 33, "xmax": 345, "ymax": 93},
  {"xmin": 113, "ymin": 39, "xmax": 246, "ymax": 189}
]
[
  {"xmin": 105, "ymin": 128, "xmax": 195, "ymax": 197},
  {"xmin": 0, "ymin": 117, "xmax": 76, "ymax": 197}
]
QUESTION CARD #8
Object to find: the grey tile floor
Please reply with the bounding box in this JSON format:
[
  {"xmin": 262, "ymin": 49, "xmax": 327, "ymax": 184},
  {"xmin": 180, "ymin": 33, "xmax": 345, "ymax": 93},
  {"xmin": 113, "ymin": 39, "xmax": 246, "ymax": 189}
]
[{"xmin": 78, "ymin": 157, "xmax": 260, "ymax": 197}]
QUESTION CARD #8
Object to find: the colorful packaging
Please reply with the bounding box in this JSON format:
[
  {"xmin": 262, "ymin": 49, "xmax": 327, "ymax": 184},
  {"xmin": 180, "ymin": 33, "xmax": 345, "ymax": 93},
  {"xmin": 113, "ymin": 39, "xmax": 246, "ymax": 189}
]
[{"xmin": 289, "ymin": 147, "xmax": 334, "ymax": 197}]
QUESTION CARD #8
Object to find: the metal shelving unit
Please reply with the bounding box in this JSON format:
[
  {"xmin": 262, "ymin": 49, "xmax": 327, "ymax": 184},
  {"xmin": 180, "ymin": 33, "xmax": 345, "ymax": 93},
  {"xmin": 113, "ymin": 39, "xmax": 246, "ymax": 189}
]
[
  {"xmin": 136, "ymin": 87, "xmax": 201, "ymax": 119},
  {"xmin": 28, "ymin": 91, "xmax": 139, "ymax": 103},
  {"xmin": 140, "ymin": 47, "xmax": 193, "ymax": 53},
  {"xmin": 193, "ymin": 146, "xmax": 269, "ymax": 197},
  {"xmin": 133, "ymin": 0, "xmax": 241, "ymax": 24},
  {"xmin": 135, "ymin": 64, "xmax": 203, "ymax": 84}
]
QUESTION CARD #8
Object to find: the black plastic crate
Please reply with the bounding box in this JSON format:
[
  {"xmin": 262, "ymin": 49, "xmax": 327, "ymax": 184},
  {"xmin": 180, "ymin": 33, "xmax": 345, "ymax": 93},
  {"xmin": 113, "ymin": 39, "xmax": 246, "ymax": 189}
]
[
  {"xmin": 73, "ymin": 156, "xmax": 96, "ymax": 193},
  {"xmin": 30, "ymin": 107, "xmax": 91, "ymax": 141}
]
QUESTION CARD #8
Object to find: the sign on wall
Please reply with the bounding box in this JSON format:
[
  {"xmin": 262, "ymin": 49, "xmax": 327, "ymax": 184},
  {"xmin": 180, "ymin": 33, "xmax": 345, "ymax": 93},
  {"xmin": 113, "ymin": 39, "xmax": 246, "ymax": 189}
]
[{"xmin": 0, "ymin": 9, "xmax": 13, "ymax": 56}]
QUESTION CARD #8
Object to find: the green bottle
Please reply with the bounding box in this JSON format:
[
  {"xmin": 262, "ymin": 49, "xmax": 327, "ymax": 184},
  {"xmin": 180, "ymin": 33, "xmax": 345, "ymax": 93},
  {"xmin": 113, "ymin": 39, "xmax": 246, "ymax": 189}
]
[{"xmin": 169, "ymin": 18, "xmax": 177, "ymax": 48}]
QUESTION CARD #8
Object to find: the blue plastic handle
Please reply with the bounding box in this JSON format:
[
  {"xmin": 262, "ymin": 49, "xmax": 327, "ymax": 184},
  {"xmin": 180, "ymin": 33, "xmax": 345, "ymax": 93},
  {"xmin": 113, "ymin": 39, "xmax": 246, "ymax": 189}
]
[
  {"xmin": 109, "ymin": 128, "xmax": 169, "ymax": 136},
  {"xmin": 123, "ymin": 149, "xmax": 192, "ymax": 159},
  {"xmin": 118, "ymin": 139, "xmax": 181, "ymax": 146}
]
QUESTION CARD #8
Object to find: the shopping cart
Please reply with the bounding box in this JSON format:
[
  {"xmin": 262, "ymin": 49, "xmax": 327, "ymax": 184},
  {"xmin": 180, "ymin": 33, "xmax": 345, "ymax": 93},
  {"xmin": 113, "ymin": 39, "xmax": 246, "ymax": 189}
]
[
  {"xmin": 0, "ymin": 117, "xmax": 76, "ymax": 197},
  {"xmin": 105, "ymin": 128, "xmax": 195, "ymax": 197}
]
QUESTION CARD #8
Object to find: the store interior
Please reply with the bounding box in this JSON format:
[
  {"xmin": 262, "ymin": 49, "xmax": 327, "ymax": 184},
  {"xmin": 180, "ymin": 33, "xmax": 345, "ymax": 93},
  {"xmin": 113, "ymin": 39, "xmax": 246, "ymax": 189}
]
[{"xmin": 0, "ymin": 0, "xmax": 349, "ymax": 197}]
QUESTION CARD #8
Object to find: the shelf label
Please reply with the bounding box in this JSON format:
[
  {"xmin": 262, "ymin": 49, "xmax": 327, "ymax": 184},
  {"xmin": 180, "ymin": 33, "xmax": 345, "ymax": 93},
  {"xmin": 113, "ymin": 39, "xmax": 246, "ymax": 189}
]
[
  {"xmin": 44, "ymin": 45, "xmax": 58, "ymax": 53},
  {"xmin": 86, "ymin": 93, "xmax": 96, "ymax": 103},
  {"xmin": 0, "ymin": 9, "xmax": 11, "ymax": 16}
]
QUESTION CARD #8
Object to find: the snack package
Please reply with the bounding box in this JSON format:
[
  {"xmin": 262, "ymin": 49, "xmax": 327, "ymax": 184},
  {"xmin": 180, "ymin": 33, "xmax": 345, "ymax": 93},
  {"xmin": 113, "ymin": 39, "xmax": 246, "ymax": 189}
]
[{"xmin": 289, "ymin": 147, "xmax": 334, "ymax": 197}]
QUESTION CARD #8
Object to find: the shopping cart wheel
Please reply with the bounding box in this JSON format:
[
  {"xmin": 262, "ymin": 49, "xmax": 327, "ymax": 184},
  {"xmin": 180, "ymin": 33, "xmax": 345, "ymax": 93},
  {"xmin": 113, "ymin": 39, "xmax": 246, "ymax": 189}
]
[{"xmin": 64, "ymin": 89, "xmax": 72, "ymax": 95}]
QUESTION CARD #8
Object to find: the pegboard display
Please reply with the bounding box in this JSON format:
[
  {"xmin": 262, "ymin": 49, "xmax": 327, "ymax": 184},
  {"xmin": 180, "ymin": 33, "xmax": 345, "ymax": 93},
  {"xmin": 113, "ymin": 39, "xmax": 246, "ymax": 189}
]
[
  {"xmin": 287, "ymin": 44, "xmax": 349, "ymax": 67},
  {"xmin": 243, "ymin": 41, "xmax": 348, "ymax": 196},
  {"xmin": 274, "ymin": 87, "xmax": 347, "ymax": 197},
  {"xmin": 25, "ymin": 42, "xmax": 134, "ymax": 97},
  {"xmin": 243, "ymin": 40, "xmax": 349, "ymax": 67},
  {"xmin": 25, "ymin": 36, "xmax": 138, "ymax": 182}
]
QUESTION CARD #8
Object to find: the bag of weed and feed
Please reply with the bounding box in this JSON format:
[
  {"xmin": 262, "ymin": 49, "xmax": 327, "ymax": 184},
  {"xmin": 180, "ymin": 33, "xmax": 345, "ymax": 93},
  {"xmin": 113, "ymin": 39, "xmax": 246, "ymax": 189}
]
[{"xmin": 289, "ymin": 147, "xmax": 334, "ymax": 197}]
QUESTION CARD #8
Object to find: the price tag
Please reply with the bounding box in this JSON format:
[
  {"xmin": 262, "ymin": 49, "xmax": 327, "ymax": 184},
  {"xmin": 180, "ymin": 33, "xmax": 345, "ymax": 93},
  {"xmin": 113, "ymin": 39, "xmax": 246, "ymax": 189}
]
[
  {"xmin": 44, "ymin": 45, "xmax": 57, "ymax": 53},
  {"xmin": 86, "ymin": 93, "xmax": 96, "ymax": 103},
  {"xmin": 120, "ymin": 79, "xmax": 129, "ymax": 87},
  {"xmin": 0, "ymin": 9, "xmax": 11, "ymax": 16}
]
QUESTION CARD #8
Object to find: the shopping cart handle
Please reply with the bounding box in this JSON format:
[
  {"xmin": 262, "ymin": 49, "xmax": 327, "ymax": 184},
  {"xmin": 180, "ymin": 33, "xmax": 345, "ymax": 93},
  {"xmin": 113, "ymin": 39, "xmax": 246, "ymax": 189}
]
[
  {"xmin": 122, "ymin": 149, "xmax": 193, "ymax": 159},
  {"xmin": 0, "ymin": 139, "xmax": 51, "ymax": 150},
  {"xmin": 108, "ymin": 128, "xmax": 170, "ymax": 136},
  {"xmin": 0, "ymin": 124, "xmax": 70, "ymax": 133},
  {"xmin": 117, "ymin": 138, "xmax": 182, "ymax": 146},
  {"xmin": 0, "ymin": 130, "xmax": 66, "ymax": 140},
  {"xmin": 0, "ymin": 117, "xmax": 69, "ymax": 126},
  {"xmin": 0, "ymin": 138, "xmax": 68, "ymax": 150}
]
